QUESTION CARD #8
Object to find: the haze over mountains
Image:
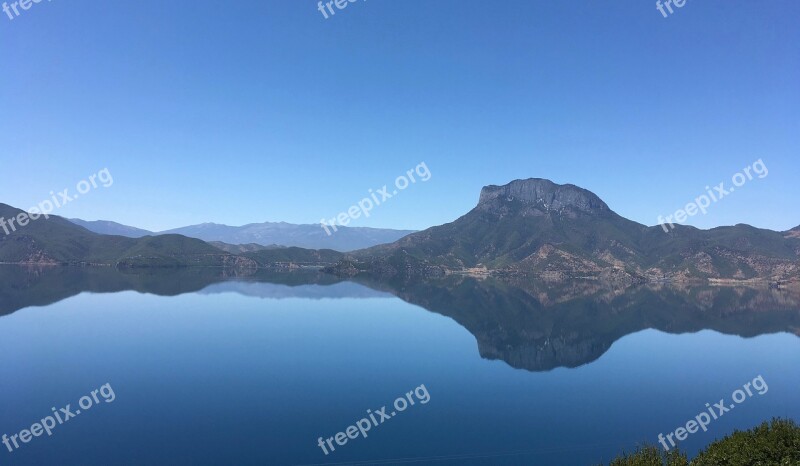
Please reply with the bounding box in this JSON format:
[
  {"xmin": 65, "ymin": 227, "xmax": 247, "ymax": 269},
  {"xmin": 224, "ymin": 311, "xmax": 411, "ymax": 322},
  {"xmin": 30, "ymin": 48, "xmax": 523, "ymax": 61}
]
[{"xmin": 69, "ymin": 218, "xmax": 415, "ymax": 252}]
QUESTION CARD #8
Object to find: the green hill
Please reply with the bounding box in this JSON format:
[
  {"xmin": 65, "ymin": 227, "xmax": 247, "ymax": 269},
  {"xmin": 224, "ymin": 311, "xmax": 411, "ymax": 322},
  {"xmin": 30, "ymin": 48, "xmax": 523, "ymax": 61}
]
[
  {"xmin": 339, "ymin": 179, "xmax": 800, "ymax": 282},
  {"xmin": 0, "ymin": 203, "xmax": 256, "ymax": 268}
]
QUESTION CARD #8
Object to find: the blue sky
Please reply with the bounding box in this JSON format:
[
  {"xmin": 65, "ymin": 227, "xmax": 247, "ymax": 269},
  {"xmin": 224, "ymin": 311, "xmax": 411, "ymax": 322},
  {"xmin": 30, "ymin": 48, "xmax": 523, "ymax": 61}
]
[{"xmin": 1, "ymin": 0, "xmax": 798, "ymax": 232}]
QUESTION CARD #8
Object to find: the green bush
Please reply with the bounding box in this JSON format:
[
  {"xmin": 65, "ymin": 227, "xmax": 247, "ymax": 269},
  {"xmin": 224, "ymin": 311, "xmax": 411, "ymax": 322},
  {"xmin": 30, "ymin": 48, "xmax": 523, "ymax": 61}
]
[
  {"xmin": 692, "ymin": 419, "xmax": 800, "ymax": 465},
  {"xmin": 603, "ymin": 419, "xmax": 799, "ymax": 466},
  {"xmin": 605, "ymin": 445, "xmax": 688, "ymax": 466}
]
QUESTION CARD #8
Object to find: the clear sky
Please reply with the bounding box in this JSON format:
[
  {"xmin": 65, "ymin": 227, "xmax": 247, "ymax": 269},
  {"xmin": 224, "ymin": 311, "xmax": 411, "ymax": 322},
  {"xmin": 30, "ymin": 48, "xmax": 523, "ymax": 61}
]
[{"xmin": 1, "ymin": 0, "xmax": 798, "ymax": 232}]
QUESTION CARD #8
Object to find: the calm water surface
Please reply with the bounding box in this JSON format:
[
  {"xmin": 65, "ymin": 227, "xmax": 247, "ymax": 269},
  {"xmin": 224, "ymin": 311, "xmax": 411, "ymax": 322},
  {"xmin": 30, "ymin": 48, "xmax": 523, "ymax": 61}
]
[{"xmin": 0, "ymin": 266, "xmax": 798, "ymax": 465}]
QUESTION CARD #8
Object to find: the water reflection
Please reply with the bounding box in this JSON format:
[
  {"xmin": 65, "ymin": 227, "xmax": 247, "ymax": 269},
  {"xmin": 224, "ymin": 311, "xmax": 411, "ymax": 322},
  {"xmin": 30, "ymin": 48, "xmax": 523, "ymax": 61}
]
[{"xmin": 1, "ymin": 265, "xmax": 798, "ymax": 372}]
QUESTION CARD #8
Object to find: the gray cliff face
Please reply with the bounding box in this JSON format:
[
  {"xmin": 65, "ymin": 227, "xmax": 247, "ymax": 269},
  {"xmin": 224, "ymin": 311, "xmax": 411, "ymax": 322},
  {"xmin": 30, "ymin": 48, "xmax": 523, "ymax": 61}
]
[{"xmin": 477, "ymin": 178, "xmax": 610, "ymax": 214}]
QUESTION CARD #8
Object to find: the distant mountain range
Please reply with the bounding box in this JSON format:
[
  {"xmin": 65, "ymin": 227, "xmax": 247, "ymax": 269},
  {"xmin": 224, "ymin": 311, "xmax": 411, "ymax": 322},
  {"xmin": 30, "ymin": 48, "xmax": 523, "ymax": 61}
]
[
  {"xmin": 1, "ymin": 203, "xmax": 351, "ymax": 269},
  {"xmin": 4, "ymin": 178, "xmax": 799, "ymax": 282},
  {"xmin": 68, "ymin": 219, "xmax": 154, "ymax": 238},
  {"xmin": 331, "ymin": 178, "xmax": 800, "ymax": 282},
  {"xmin": 0, "ymin": 204, "xmax": 254, "ymax": 268},
  {"xmin": 69, "ymin": 218, "xmax": 415, "ymax": 252}
]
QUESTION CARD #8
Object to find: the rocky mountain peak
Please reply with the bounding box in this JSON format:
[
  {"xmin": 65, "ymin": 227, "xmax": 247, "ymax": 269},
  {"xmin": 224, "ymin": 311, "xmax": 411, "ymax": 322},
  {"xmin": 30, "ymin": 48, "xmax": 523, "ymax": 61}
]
[{"xmin": 477, "ymin": 178, "xmax": 610, "ymax": 214}]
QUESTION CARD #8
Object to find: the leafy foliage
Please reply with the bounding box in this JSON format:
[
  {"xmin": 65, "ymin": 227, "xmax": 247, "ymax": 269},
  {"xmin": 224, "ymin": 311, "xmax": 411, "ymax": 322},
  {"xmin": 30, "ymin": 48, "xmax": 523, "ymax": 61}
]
[
  {"xmin": 692, "ymin": 419, "xmax": 800, "ymax": 465},
  {"xmin": 604, "ymin": 419, "xmax": 799, "ymax": 466},
  {"xmin": 605, "ymin": 445, "xmax": 688, "ymax": 466}
]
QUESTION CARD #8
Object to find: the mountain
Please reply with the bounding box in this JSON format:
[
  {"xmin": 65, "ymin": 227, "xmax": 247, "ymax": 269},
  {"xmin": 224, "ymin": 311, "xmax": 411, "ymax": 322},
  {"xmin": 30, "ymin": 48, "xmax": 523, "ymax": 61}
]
[
  {"xmin": 160, "ymin": 222, "xmax": 415, "ymax": 252},
  {"xmin": 10, "ymin": 177, "xmax": 798, "ymax": 279},
  {"xmin": 334, "ymin": 178, "xmax": 800, "ymax": 282},
  {"xmin": 0, "ymin": 204, "xmax": 255, "ymax": 268},
  {"xmin": 69, "ymin": 219, "xmax": 154, "ymax": 238},
  {"xmin": 70, "ymin": 219, "xmax": 415, "ymax": 252}
]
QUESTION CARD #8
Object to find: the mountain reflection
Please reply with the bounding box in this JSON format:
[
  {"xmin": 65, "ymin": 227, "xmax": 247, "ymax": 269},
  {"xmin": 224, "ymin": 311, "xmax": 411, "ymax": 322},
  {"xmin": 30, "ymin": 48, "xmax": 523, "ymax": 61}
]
[
  {"xmin": 1, "ymin": 265, "xmax": 798, "ymax": 372},
  {"xmin": 359, "ymin": 275, "xmax": 800, "ymax": 371}
]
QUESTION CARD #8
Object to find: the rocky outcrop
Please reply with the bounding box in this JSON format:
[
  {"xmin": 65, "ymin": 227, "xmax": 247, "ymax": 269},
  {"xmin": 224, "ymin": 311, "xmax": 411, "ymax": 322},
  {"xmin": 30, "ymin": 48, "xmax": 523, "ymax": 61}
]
[{"xmin": 477, "ymin": 178, "xmax": 611, "ymax": 215}]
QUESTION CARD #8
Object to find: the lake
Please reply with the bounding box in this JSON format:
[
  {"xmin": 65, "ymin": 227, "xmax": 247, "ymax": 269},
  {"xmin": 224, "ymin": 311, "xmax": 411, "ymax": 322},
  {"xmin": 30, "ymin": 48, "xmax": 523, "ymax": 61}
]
[{"xmin": 1, "ymin": 266, "xmax": 798, "ymax": 465}]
